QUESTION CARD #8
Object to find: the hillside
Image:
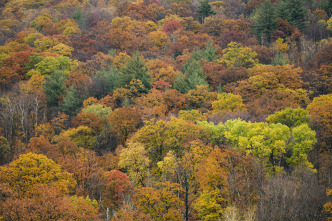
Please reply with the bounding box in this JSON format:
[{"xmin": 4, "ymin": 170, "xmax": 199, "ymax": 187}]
[{"xmin": 0, "ymin": 0, "xmax": 332, "ymax": 220}]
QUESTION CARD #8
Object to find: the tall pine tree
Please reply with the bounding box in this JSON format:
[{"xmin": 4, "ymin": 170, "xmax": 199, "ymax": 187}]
[
  {"xmin": 197, "ymin": 0, "xmax": 216, "ymax": 24},
  {"xmin": 120, "ymin": 52, "xmax": 151, "ymax": 92},
  {"xmin": 322, "ymin": 0, "xmax": 332, "ymax": 16},
  {"xmin": 174, "ymin": 59, "xmax": 207, "ymax": 93},
  {"xmin": 253, "ymin": 0, "xmax": 276, "ymax": 43},
  {"xmin": 43, "ymin": 70, "xmax": 66, "ymax": 107},
  {"xmin": 286, "ymin": 0, "xmax": 307, "ymax": 30},
  {"xmin": 276, "ymin": 0, "xmax": 291, "ymax": 22},
  {"xmin": 60, "ymin": 86, "xmax": 83, "ymax": 116}
]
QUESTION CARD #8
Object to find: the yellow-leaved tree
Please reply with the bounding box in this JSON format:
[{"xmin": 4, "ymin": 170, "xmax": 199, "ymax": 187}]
[{"xmin": 0, "ymin": 152, "xmax": 76, "ymax": 194}]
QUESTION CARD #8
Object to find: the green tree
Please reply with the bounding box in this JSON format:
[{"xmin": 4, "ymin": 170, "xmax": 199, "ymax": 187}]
[
  {"xmin": 47, "ymin": 43, "xmax": 74, "ymax": 57},
  {"xmin": 220, "ymin": 119, "xmax": 317, "ymax": 174},
  {"xmin": 173, "ymin": 73, "xmax": 191, "ymax": 94},
  {"xmin": 174, "ymin": 59, "xmax": 208, "ymax": 94},
  {"xmin": 203, "ymin": 40, "xmax": 218, "ymax": 62},
  {"xmin": 60, "ymin": 86, "xmax": 83, "ymax": 116},
  {"xmin": 196, "ymin": 121, "xmax": 224, "ymax": 145},
  {"xmin": 266, "ymin": 108, "xmax": 310, "ymax": 128},
  {"xmin": 253, "ymin": 0, "xmax": 277, "ymax": 43},
  {"xmin": 197, "ymin": 0, "xmax": 216, "ymax": 24},
  {"xmin": 191, "ymin": 41, "xmax": 218, "ymax": 62},
  {"xmin": 35, "ymin": 56, "xmax": 77, "ymax": 75},
  {"xmin": 43, "ymin": 70, "xmax": 66, "ymax": 107},
  {"xmin": 185, "ymin": 60, "xmax": 208, "ymax": 91},
  {"xmin": 121, "ymin": 52, "xmax": 151, "ymax": 92},
  {"xmin": 131, "ymin": 119, "xmax": 168, "ymax": 164},
  {"xmin": 287, "ymin": 124, "xmax": 316, "ymax": 169},
  {"xmin": 271, "ymin": 53, "xmax": 289, "ymax": 66},
  {"xmin": 222, "ymin": 119, "xmax": 290, "ymax": 174},
  {"xmin": 322, "ymin": 0, "xmax": 332, "ymax": 16},
  {"xmin": 286, "ymin": 0, "xmax": 307, "ymax": 30},
  {"xmin": 71, "ymin": 8, "xmax": 87, "ymax": 29},
  {"xmin": 93, "ymin": 66, "xmax": 123, "ymax": 98},
  {"xmin": 276, "ymin": 0, "xmax": 291, "ymax": 21}
]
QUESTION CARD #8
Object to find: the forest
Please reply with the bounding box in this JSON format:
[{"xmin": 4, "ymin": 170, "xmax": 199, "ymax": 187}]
[{"xmin": 0, "ymin": 0, "xmax": 331, "ymax": 219}]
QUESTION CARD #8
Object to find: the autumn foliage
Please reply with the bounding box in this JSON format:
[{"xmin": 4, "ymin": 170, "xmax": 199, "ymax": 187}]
[{"xmin": 0, "ymin": 0, "xmax": 331, "ymax": 220}]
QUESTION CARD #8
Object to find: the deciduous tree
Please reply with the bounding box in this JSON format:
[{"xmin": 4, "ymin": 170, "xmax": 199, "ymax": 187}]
[
  {"xmin": 220, "ymin": 42, "xmax": 258, "ymax": 68},
  {"xmin": 102, "ymin": 170, "xmax": 133, "ymax": 210},
  {"xmin": 0, "ymin": 152, "xmax": 76, "ymax": 193},
  {"xmin": 134, "ymin": 182, "xmax": 183, "ymax": 220},
  {"xmin": 109, "ymin": 106, "xmax": 142, "ymax": 145}
]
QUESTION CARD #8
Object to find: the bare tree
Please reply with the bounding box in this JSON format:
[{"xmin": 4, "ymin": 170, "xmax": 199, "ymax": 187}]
[{"xmin": 257, "ymin": 168, "xmax": 327, "ymax": 221}]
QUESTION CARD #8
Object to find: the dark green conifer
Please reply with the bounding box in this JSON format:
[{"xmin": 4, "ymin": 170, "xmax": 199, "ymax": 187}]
[
  {"xmin": 60, "ymin": 86, "xmax": 83, "ymax": 116},
  {"xmin": 253, "ymin": 0, "xmax": 276, "ymax": 43},
  {"xmin": 43, "ymin": 70, "xmax": 66, "ymax": 107},
  {"xmin": 196, "ymin": 0, "xmax": 216, "ymax": 23},
  {"xmin": 121, "ymin": 52, "xmax": 151, "ymax": 92},
  {"xmin": 286, "ymin": 0, "xmax": 307, "ymax": 30}
]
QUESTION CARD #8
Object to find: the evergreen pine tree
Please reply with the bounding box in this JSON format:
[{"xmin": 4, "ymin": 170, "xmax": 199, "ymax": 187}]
[
  {"xmin": 286, "ymin": 0, "xmax": 307, "ymax": 30},
  {"xmin": 276, "ymin": 0, "xmax": 291, "ymax": 21},
  {"xmin": 197, "ymin": 0, "xmax": 216, "ymax": 24},
  {"xmin": 189, "ymin": 41, "xmax": 217, "ymax": 62},
  {"xmin": 121, "ymin": 52, "xmax": 151, "ymax": 92},
  {"xmin": 253, "ymin": 0, "xmax": 277, "ymax": 43},
  {"xmin": 174, "ymin": 73, "xmax": 190, "ymax": 94},
  {"xmin": 72, "ymin": 8, "xmax": 87, "ymax": 29},
  {"xmin": 203, "ymin": 40, "xmax": 217, "ymax": 62},
  {"xmin": 43, "ymin": 70, "xmax": 66, "ymax": 107},
  {"xmin": 93, "ymin": 66, "xmax": 123, "ymax": 98},
  {"xmin": 190, "ymin": 47, "xmax": 204, "ymax": 61},
  {"xmin": 174, "ymin": 59, "xmax": 207, "ymax": 93},
  {"xmin": 322, "ymin": 0, "xmax": 332, "ymax": 16},
  {"xmin": 60, "ymin": 86, "xmax": 83, "ymax": 116}
]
